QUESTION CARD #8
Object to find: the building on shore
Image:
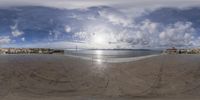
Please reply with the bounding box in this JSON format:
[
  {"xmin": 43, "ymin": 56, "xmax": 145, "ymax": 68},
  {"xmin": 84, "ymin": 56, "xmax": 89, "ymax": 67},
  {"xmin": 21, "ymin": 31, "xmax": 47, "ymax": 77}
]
[
  {"xmin": 165, "ymin": 47, "xmax": 178, "ymax": 54},
  {"xmin": 0, "ymin": 48, "xmax": 64, "ymax": 54},
  {"xmin": 164, "ymin": 47, "xmax": 200, "ymax": 54}
]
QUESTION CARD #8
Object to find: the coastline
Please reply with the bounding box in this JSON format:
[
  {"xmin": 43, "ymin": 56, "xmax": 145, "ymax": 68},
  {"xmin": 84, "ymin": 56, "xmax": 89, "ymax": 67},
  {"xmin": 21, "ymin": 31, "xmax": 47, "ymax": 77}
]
[{"xmin": 64, "ymin": 54, "xmax": 160, "ymax": 63}]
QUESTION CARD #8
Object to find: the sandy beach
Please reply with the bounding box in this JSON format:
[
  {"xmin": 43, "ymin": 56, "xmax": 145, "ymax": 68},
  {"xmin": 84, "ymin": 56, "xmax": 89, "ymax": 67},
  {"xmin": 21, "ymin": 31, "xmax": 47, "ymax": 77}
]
[{"xmin": 0, "ymin": 54, "xmax": 200, "ymax": 100}]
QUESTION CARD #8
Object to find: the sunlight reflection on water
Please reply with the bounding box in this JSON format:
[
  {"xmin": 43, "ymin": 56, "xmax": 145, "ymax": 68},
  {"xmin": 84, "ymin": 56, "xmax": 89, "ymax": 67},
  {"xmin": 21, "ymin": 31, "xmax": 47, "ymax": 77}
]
[
  {"xmin": 94, "ymin": 50, "xmax": 103, "ymax": 64},
  {"xmin": 65, "ymin": 49, "xmax": 161, "ymax": 64}
]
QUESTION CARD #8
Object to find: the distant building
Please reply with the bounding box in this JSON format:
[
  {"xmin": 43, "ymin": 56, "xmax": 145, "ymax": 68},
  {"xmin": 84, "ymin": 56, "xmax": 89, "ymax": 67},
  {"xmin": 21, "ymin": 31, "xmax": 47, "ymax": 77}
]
[
  {"xmin": 0, "ymin": 48, "xmax": 64, "ymax": 55},
  {"xmin": 164, "ymin": 47, "xmax": 200, "ymax": 54},
  {"xmin": 165, "ymin": 47, "xmax": 177, "ymax": 54}
]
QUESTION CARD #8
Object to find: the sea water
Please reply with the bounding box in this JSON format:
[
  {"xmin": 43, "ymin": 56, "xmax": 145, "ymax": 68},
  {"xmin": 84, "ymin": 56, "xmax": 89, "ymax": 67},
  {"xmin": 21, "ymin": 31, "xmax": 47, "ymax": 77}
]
[{"xmin": 65, "ymin": 49, "xmax": 161, "ymax": 59}]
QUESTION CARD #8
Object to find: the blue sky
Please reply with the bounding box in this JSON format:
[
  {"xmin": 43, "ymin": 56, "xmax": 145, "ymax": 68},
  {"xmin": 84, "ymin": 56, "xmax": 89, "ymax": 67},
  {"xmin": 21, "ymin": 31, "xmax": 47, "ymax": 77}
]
[{"xmin": 0, "ymin": 0, "xmax": 200, "ymax": 49}]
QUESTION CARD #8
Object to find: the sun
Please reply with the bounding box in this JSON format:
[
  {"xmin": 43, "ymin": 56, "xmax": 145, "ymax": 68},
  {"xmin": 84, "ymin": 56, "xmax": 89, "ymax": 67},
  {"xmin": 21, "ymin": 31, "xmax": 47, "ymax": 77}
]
[
  {"xmin": 92, "ymin": 34, "xmax": 106, "ymax": 44},
  {"xmin": 94, "ymin": 36, "xmax": 105, "ymax": 44}
]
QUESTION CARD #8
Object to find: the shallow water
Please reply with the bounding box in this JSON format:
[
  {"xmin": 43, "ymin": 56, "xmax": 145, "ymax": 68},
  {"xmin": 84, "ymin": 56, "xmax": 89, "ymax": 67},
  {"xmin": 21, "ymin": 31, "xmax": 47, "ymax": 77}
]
[{"xmin": 64, "ymin": 49, "xmax": 161, "ymax": 59}]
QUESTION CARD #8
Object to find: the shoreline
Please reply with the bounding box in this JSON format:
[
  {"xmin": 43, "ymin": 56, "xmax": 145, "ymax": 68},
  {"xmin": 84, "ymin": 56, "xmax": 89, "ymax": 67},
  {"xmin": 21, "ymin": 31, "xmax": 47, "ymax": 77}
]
[{"xmin": 64, "ymin": 54, "xmax": 160, "ymax": 63}]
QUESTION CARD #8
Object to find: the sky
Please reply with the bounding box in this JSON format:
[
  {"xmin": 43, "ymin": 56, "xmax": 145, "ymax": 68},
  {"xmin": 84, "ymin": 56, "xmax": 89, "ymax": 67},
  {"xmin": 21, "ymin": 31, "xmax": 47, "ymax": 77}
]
[{"xmin": 1, "ymin": 0, "xmax": 200, "ymax": 49}]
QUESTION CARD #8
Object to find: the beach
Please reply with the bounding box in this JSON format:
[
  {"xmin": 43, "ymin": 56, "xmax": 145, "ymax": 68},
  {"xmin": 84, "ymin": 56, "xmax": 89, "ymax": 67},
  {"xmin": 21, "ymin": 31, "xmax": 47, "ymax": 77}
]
[{"xmin": 0, "ymin": 54, "xmax": 200, "ymax": 100}]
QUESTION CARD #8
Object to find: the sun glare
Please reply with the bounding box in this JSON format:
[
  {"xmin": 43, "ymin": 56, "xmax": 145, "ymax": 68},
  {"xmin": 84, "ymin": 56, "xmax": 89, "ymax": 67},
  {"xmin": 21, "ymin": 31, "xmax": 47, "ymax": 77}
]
[
  {"xmin": 94, "ymin": 37, "xmax": 105, "ymax": 44},
  {"xmin": 92, "ymin": 34, "xmax": 106, "ymax": 44}
]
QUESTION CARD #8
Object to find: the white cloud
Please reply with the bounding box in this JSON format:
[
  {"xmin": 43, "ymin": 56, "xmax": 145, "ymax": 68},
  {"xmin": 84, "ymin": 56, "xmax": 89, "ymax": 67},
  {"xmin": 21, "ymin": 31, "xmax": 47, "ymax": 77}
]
[
  {"xmin": 65, "ymin": 25, "xmax": 72, "ymax": 33},
  {"xmin": 8, "ymin": 41, "xmax": 87, "ymax": 49},
  {"xmin": 21, "ymin": 37, "xmax": 25, "ymax": 41},
  {"xmin": 73, "ymin": 24, "xmax": 121, "ymax": 49},
  {"xmin": 0, "ymin": 36, "xmax": 11, "ymax": 45},
  {"xmin": 10, "ymin": 24, "xmax": 24, "ymax": 37},
  {"xmin": 159, "ymin": 22, "xmax": 195, "ymax": 47},
  {"xmin": 49, "ymin": 31, "xmax": 53, "ymax": 35},
  {"xmin": 0, "ymin": 0, "xmax": 199, "ymax": 10},
  {"xmin": 72, "ymin": 19, "xmax": 200, "ymax": 49},
  {"xmin": 124, "ymin": 20, "xmax": 199, "ymax": 48},
  {"xmin": 98, "ymin": 10, "xmax": 132, "ymax": 27},
  {"xmin": 11, "ymin": 19, "xmax": 200, "ymax": 49},
  {"xmin": 11, "ymin": 30, "xmax": 24, "ymax": 37},
  {"xmin": 127, "ymin": 21, "xmax": 198, "ymax": 48}
]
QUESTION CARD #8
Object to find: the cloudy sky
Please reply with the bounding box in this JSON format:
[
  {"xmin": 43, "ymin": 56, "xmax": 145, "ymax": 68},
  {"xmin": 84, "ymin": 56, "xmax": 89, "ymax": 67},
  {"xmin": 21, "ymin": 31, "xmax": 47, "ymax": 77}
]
[{"xmin": 1, "ymin": 0, "xmax": 200, "ymax": 49}]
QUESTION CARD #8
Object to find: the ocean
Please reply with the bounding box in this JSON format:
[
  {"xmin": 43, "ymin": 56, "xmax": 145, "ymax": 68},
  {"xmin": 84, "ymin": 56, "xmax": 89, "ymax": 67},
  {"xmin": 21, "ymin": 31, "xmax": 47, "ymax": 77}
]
[{"xmin": 64, "ymin": 49, "xmax": 161, "ymax": 59}]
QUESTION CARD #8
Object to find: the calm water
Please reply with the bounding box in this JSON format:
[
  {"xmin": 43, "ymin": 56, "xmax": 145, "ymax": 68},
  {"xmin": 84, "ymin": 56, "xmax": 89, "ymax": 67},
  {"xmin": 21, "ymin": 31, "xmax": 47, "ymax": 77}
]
[{"xmin": 65, "ymin": 49, "xmax": 161, "ymax": 58}]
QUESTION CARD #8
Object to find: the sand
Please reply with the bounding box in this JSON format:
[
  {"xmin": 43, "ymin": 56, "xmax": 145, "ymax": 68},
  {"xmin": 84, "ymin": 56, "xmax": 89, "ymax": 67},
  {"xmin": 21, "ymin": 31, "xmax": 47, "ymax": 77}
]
[{"xmin": 0, "ymin": 54, "xmax": 200, "ymax": 100}]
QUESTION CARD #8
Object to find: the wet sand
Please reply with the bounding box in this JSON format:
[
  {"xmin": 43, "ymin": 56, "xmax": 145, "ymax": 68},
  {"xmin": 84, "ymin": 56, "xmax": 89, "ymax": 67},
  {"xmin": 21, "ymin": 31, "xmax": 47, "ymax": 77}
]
[{"xmin": 0, "ymin": 54, "xmax": 200, "ymax": 100}]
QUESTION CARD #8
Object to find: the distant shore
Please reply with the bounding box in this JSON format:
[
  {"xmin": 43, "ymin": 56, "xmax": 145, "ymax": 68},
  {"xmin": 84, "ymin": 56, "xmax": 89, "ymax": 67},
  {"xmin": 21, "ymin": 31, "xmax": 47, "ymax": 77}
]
[{"xmin": 0, "ymin": 48, "xmax": 64, "ymax": 54}]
